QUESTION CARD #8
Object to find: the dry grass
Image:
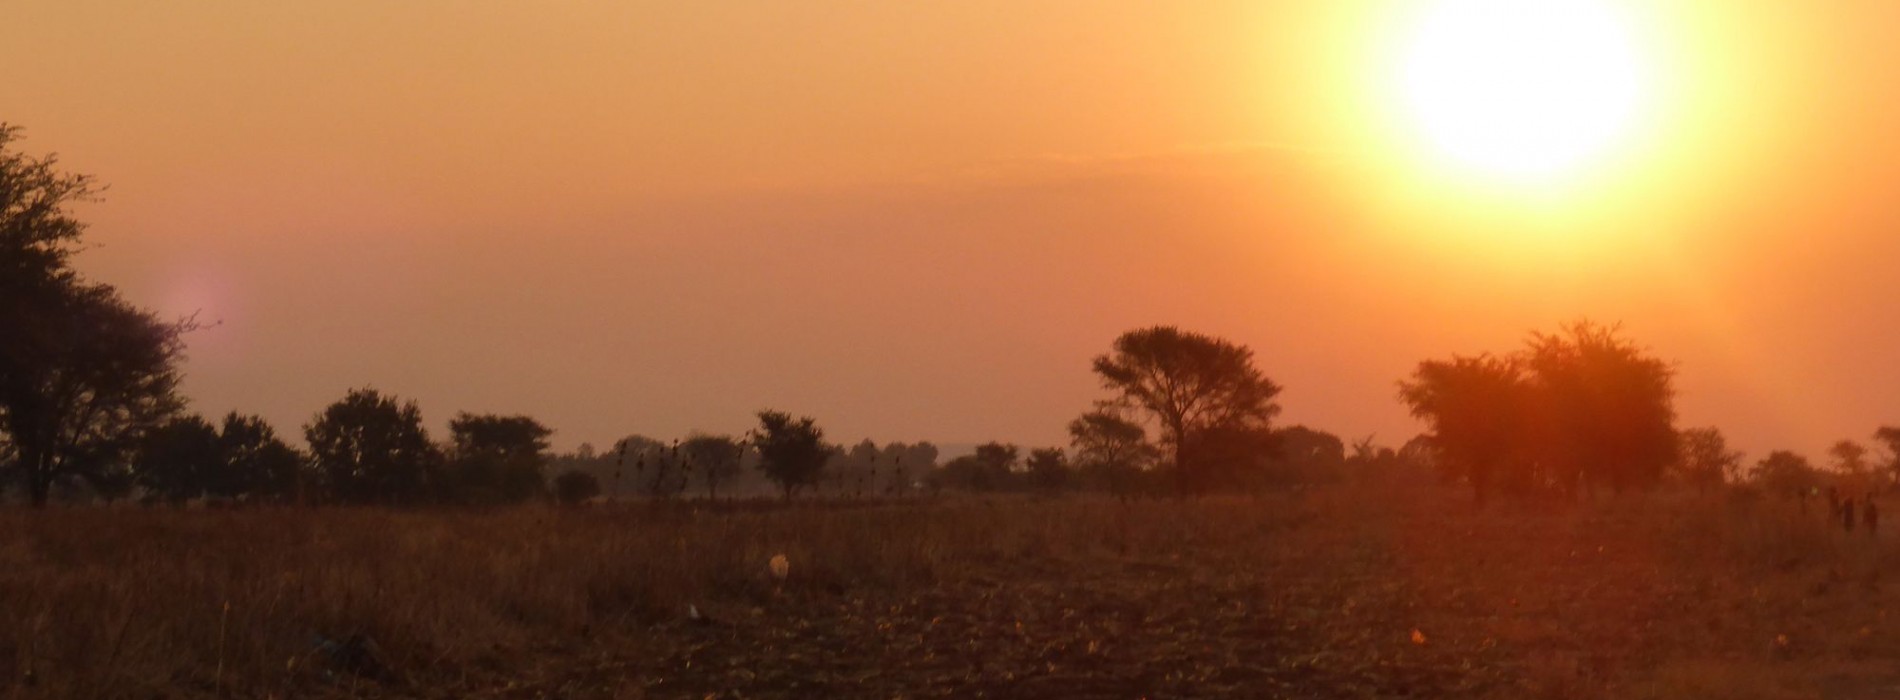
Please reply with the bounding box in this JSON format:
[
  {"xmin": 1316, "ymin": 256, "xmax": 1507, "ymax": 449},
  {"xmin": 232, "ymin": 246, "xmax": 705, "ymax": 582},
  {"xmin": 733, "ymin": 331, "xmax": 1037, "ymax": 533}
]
[{"xmin": 3, "ymin": 486, "xmax": 1899, "ymax": 698}]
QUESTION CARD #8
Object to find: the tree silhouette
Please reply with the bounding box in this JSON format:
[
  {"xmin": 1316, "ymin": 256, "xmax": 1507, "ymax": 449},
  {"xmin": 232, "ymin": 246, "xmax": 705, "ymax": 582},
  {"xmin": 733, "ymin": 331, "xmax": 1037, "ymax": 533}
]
[
  {"xmin": 1400, "ymin": 322, "xmax": 1677, "ymax": 504},
  {"xmin": 751, "ymin": 410, "xmax": 829, "ymax": 499},
  {"xmin": 1875, "ymin": 426, "xmax": 1900, "ymax": 487},
  {"xmin": 134, "ymin": 415, "xmax": 223, "ymax": 503},
  {"xmin": 681, "ymin": 433, "xmax": 743, "ymax": 500},
  {"xmin": 1091, "ymin": 326, "xmax": 1282, "ymax": 495},
  {"xmin": 1674, "ymin": 427, "xmax": 1742, "ymax": 494},
  {"xmin": 1268, "ymin": 425, "xmax": 1344, "ymax": 486},
  {"xmin": 553, "ymin": 470, "xmax": 600, "ymax": 505},
  {"xmin": 446, "ymin": 413, "xmax": 552, "ymax": 505},
  {"xmin": 216, "ymin": 412, "xmax": 304, "ymax": 502},
  {"xmin": 1521, "ymin": 321, "xmax": 1677, "ymax": 494},
  {"xmin": 1068, "ymin": 408, "xmax": 1157, "ymax": 495},
  {"xmin": 0, "ymin": 125, "xmax": 190, "ymax": 506},
  {"xmin": 972, "ymin": 442, "xmax": 1020, "ymax": 491},
  {"xmin": 1026, "ymin": 447, "xmax": 1070, "ymax": 492},
  {"xmin": 304, "ymin": 389, "xmax": 440, "ymax": 505},
  {"xmin": 1398, "ymin": 354, "xmax": 1526, "ymax": 506},
  {"xmin": 1829, "ymin": 440, "xmax": 1870, "ymax": 475},
  {"xmin": 1752, "ymin": 450, "xmax": 1823, "ymax": 495}
]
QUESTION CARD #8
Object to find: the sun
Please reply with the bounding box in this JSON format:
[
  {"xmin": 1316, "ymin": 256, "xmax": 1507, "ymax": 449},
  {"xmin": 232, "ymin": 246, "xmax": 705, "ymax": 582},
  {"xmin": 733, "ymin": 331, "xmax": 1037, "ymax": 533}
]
[{"xmin": 1393, "ymin": 0, "xmax": 1652, "ymax": 183}]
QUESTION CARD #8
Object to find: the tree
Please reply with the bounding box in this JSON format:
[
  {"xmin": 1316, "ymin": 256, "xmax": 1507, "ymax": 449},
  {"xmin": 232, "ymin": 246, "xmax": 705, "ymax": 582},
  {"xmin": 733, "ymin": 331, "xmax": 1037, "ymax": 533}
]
[
  {"xmin": 752, "ymin": 410, "xmax": 829, "ymax": 498},
  {"xmin": 1068, "ymin": 408, "xmax": 1158, "ymax": 495},
  {"xmin": 1876, "ymin": 426, "xmax": 1900, "ymax": 487},
  {"xmin": 217, "ymin": 412, "xmax": 304, "ymax": 502},
  {"xmin": 1829, "ymin": 440, "xmax": 1870, "ymax": 475},
  {"xmin": 1091, "ymin": 326, "xmax": 1282, "ymax": 495},
  {"xmin": 2, "ymin": 285, "xmax": 188, "ymax": 506},
  {"xmin": 133, "ymin": 415, "xmax": 223, "ymax": 503},
  {"xmin": 606, "ymin": 435, "xmax": 668, "ymax": 498},
  {"xmin": 1752, "ymin": 450, "xmax": 1824, "ymax": 495},
  {"xmin": 1521, "ymin": 321, "xmax": 1677, "ymax": 494},
  {"xmin": 1266, "ymin": 426, "xmax": 1345, "ymax": 486},
  {"xmin": 1399, "ymin": 321, "xmax": 1678, "ymax": 504},
  {"xmin": 446, "ymin": 413, "xmax": 552, "ymax": 505},
  {"xmin": 553, "ymin": 470, "xmax": 600, "ymax": 505},
  {"xmin": 974, "ymin": 442, "xmax": 1021, "ymax": 491},
  {"xmin": 1674, "ymin": 427, "xmax": 1742, "ymax": 494},
  {"xmin": 1398, "ymin": 354, "xmax": 1527, "ymax": 505},
  {"xmin": 0, "ymin": 125, "xmax": 190, "ymax": 506},
  {"xmin": 304, "ymin": 389, "xmax": 440, "ymax": 505},
  {"xmin": 877, "ymin": 441, "xmax": 932, "ymax": 495},
  {"xmin": 1026, "ymin": 447, "xmax": 1070, "ymax": 492},
  {"xmin": 681, "ymin": 433, "xmax": 743, "ymax": 500}
]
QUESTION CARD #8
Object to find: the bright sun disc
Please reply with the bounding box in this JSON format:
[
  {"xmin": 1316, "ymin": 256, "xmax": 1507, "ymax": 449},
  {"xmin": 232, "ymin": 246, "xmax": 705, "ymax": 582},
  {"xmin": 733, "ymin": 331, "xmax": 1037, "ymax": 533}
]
[{"xmin": 1396, "ymin": 0, "xmax": 1650, "ymax": 182}]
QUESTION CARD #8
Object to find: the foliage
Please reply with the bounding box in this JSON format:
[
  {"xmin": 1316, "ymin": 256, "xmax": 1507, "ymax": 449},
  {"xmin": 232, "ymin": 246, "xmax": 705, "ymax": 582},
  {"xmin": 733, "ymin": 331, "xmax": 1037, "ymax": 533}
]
[
  {"xmin": 304, "ymin": 389, "xmax": 441, "ymax": 505},
  {"xmin": 1673, "ymin": 427, "xmax": 1743, "ymax": 493},
  {"xmin": 1397, "ymin": 353, "xmax": 1526, "ymax": 505},
  {"xmin": 0, "ymin": 125, "xmax": 190, "ymax": 506},
  {"xmin": 446, "ymin": 413, "xmax": 553, "ymax": 505},
  {"xmin": 1399, "ymin": 321, "xmax": 1677, "ymax": 504},
  {"xmin": 1266, "ymin": 425, "xmax": 1345, "ymax": 486},
  {"xmin": 1068, "ymin": 408, "xmax": 1158, "ymax": 495},
  {"xmin": 752, "ymin": 410, "xmax": 829, "ymax": 498},
  {"xmin": 681, "ymin": 433, "xmax": 743, "ymax": 500},
  {"xmin": 1828, "ymin": 439, "xmax": 1870, "ymax": 475},
  {"xmin": 217, "ymin": 412, "xmax": 305, "ymax": 502},
  {"xmin": 1750, "ymin": 450, "xmax": 1824, "ymax": 495},
  {"xmin": 134, "ymin": 415, "xmax": 223, "ymax": 503},
  {"xmin": 1025, "ymin": 447, "xmax": 1070, "ymax": 492},
  {"xmin": 1090, "ymin": 326, "xmax": 1282, "ymax": 494},
  {"xmin": 552, "ymin": 470, "xmax": 600, "ymax": 505}
]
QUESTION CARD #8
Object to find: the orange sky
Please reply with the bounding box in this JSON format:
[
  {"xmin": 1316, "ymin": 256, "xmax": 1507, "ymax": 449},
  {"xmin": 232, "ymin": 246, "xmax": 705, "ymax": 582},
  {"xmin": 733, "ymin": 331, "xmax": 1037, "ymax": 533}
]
[{"xmin": 4, "ymin": 1, "xmax": 1898, "ymax": 460}]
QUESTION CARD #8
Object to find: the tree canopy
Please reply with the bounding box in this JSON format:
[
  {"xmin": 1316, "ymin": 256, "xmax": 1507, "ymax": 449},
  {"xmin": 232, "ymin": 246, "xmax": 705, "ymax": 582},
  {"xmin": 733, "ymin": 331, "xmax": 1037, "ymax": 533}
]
[
  {"xmin": 1399, "ymin": 321, "xmax": 1677, "ymax": 504},
  {"xmin": 446, "ymin": 413, "xmax": 553, "ymax": 505},
  {"xmin": 0, "ymin": 126, "xmax": 189, "ymax": 506},
  {"xmin": 1091, "ymin": 326, "xmax": 1282, "ymax": 494},
  {"xmin": 752, "ymin": 410, "xmax": 829, "ymax": 498},
  {"xmin": 304, "ymin": 389, "xmax": 440, "ymax": 505}
]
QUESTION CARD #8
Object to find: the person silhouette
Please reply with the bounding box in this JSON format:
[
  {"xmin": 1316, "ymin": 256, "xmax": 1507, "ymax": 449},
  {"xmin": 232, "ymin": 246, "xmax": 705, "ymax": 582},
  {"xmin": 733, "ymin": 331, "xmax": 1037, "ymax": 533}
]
[{"xmin": 1844, "ymin": 496, "xmax": 1857, "ymax": 533}]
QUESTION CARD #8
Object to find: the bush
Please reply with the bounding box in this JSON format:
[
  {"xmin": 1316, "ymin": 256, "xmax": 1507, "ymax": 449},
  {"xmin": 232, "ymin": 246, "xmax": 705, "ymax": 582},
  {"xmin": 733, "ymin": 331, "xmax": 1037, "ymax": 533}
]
[{"xmin": 553, "ymin": 470, "xmax": 601, "ymax": 505}]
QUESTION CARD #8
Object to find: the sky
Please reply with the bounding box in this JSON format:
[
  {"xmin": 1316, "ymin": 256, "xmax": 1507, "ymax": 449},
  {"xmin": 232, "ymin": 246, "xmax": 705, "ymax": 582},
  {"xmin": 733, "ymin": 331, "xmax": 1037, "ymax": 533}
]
[{"xmin": 3, "ymin": 1, "xmax": 1898, "ymax": 461}]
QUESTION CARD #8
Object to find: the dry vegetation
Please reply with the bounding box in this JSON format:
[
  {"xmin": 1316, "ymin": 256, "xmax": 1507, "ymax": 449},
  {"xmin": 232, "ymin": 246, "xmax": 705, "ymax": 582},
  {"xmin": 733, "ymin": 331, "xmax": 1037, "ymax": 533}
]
[{"xmin": 4, "ymin": 483, "xmax": 1900, "ymax": 699}]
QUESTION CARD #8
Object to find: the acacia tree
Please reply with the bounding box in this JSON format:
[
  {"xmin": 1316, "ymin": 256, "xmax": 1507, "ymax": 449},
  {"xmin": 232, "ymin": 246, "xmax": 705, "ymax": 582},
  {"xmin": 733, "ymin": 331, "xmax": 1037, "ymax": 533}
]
[
  {"xmin": 304, "ymin": 389, "xmax": 440, "ymax": 505},
  {"xmin": 3, "ymin": 284, "xmax": 187, "ymax": 506},
  {"xmin": 1091, "ymin": 326, "xmax": 1282, "ymax": 495},
  {"xmin": 752, "ymin": 410, "xmax": 829, "ymax": 499},
  {"xmin": 0, "ymin": 125, "xmax": 189, "ymax": 506}
]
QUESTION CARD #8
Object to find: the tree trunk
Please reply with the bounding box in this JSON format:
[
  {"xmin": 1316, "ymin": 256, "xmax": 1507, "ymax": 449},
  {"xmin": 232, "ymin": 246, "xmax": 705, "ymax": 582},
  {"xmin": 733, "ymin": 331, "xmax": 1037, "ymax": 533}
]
[{"xmin": 23, "ymin": 443, "xmax": 51, "ymax": 508}]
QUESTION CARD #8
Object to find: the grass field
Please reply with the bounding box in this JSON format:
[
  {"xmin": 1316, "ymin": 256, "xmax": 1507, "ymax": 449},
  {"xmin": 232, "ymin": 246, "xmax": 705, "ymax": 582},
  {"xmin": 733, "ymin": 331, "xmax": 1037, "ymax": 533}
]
[{"xmin": 3, "ymin": 482, "xmax": 1899, "ymax": 699}]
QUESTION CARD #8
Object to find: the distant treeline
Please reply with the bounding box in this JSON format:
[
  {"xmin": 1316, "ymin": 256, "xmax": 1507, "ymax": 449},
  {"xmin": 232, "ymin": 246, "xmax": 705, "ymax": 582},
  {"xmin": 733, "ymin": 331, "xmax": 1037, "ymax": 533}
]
[{"xmin": 5, "ymin": 124, "xmax": 1898, "ymax": 509}]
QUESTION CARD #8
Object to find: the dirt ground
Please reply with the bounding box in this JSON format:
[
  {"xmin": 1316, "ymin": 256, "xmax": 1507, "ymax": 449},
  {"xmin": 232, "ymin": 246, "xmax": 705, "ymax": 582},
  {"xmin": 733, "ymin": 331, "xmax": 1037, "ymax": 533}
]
[
  {"xmin": 8, "ymin": 486, "xmax": 1900, "ymax": 699},
  {"xmin": 421, "ymin": 489, "xmax": 1900, "ymax": 699}
]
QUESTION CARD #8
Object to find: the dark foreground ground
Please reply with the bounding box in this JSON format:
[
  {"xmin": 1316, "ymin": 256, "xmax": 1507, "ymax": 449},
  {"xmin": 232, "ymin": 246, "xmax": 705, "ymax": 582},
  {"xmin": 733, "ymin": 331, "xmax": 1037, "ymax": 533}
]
[{"xmin": 3, "ymin": 483, "xmax": 1899, "ymax": 699}]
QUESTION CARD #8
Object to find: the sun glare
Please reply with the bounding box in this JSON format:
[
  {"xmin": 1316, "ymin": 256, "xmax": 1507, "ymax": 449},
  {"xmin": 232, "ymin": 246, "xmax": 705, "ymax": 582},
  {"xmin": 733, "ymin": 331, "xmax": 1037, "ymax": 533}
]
[{"xmin": 1394, "ymin": 0, "xmax": 1651, "ymax": 183}]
